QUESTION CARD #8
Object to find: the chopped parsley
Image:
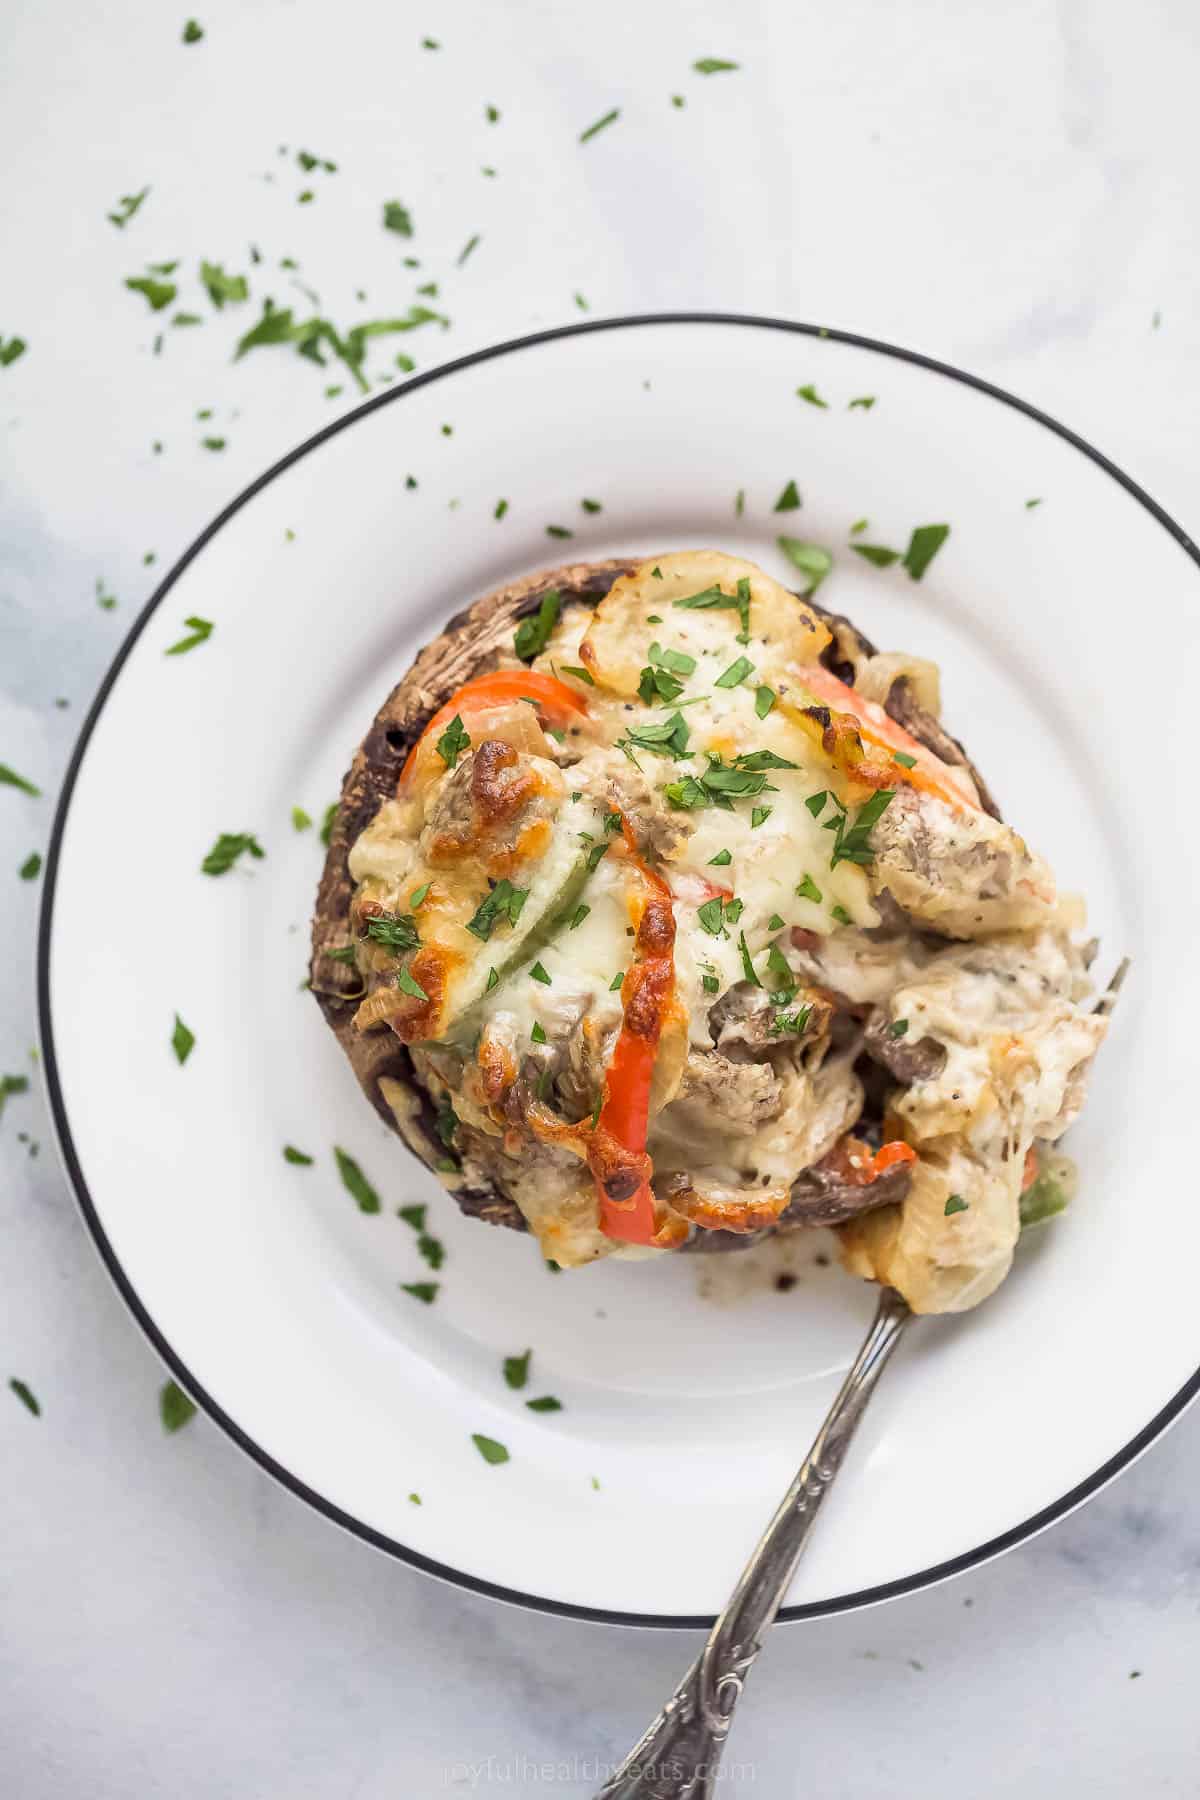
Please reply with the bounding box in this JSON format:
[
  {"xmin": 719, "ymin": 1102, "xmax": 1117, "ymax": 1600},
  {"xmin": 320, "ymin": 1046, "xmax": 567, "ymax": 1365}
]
[
  {"xmin": 569, "ymin": 903, "xmax": 590, "ymax": 930},
  {"xmin": 514, "ymin": 588, "xmax": 560, "ymax": 661},
  {"xmin": 850, "ymin": 518, "xmax": 869, "ymax": 534},
  {"xmin": 768, "ymin": 913, "xmax": 785, "ymax": 930},
  {"xmin": 383, "ymin": 200, "xmax": 413, "ymax": 236},
  {"xmin": 820, "ymin": 789, "xmax": 895, "ymax": 868},
  {"xmin": 771, "ymin": 1005, "xmax": 813, "ymax": 1037},
  {"xmin": 848, "ymin": 395, "xmax": 876, "ymax": 410},
  {"xmin": 581, "ymin": 497, "xmax": 603, "ymax": 513},
  {"xmin": 457, "ymin": 234, "xmax": 481, "ymax": 266},
  {"xmin": 751, "ymin": 805, "xmax": 771, "ymax": 829},
  {"xmin": 0, "ymin": 763, "xmax": 40, "ymax": 796},
  {"xmin": 472, "ymin": 1433, "xmax": 510, "ymax": 1463},
  {"xmin": 805, "ymin": 791, "xmax": 827, "ymax": 816},
  {"xmin": 851, "ymin": 543, "xmax": 900, "ymax": 567},
  {"xmin": 892, "ymin": 751, "xmax": 917, "ymax": 770},
  {"xmin": 486, "ymin": 967, "xmax": 500, "ymax": 992},
  {"xmin": 944, "ymin": 1194, "xmax": 969, "ymax": 1217},
  {"xmin": 200, "ymin": 832, "xmax": 264, "ymax": 875},
  {"xmin": 291, "ymin": 807, "xmax": 312, "ymax": 832},
  {"xmin": 609, "ymin": 972, "xmax": 624, "ymax": 991},
  {"xmin": 529, "ymin": 961, "xmax": 552, "ymax": 986},
  {"xmin": 0, "ymin": 1074, "xmax": 29, "ymax": 1120},
  {"xmin": 737, "ymin": 932, "xmax": 760, "ymax": 986},
  {"xmin": 504, "ymin": 1350, "xmax": 531, "ymax": 1389},
  {"xmin": 545, "ymin": 524, "xmax": 573, "ymax": 539},
  {"xmin": 579, "ymin": 108, "xmax": 620, "ymax": 143},
  {"xmin": 435, "ymin": 714, "xmax": 470, "ymax": 767},
  {"xmin": 888, "ymin": 1019, "xmax": 909, "ymax": 1038},
  {"xmin": 182, "ymin": 18, "xmax": 204, "ymax": 43},
  {"xmin": 200, "ymin": 437, "xmax": 226, "ymax": 452},
  {"xmin": 0, "ymin": 336, "xmax": 27, "ymax": 369},
  {"xmin": 159, "ymin": 1380, "xmax": 196, "ymax": 1432},
  {"xmin": 283, "ymin": 1145, "xmax": 314, "ymax": 1164},
  {"xmin": 396, "ymin": 966, "xmax": 429, "ymax": 1000},
  {"xmin": 399, "ymin": 1204, "xmax": 427, "ymax": 1230},
  {"xmin": 530, "ymin": 1022, "xmax": 548, "ymax": 1046},
  {"xmin": 765, "ymin": 942, "xmax": 795, "ymax": 1000},
  {"xmin": 234, "ymin": 300, "xmax": 447, "ymax": 392},
  {"xmin": 777, "ymin": 536, "xmax": 833, "ymax": 596},
  {"xmin": 165, "ymin": 615, "xmax": 214, "ymax": 655},
  {"xmin": 795, "ymin": 873, "xmax": 822, "ymax": 903},
  {"xmin": 9, "ymin": 1378, "xmax": 40, "ymax": 1418},
  {"xmin": 409, "ymin": 883, "xmax": 431, "ymax": 910},
  {"xmin": 487, "ymin": 104, "xmax": 501, "ymax": 123},
  {"xmin": 200, "ymin": 261, "xmax": 248, "ymax": 308},
  {"xmin": 831, "ymin": 904, "xmax": 851, "ymax": 925},
  {"xmin": 708, "ymin": 848, "xmax": 732, "ymax": 866},
  {"xmin": 697, "ymin": 897, "xmax": 726, "ymax": 937},
  {"xmin": 171, "ymin": 1014, "xmax": 195, "ymax": 1065},
  {"xmin": 364, "ymin": 913, "xmax": 421, "ymax": 953},
  {"xmin": 755, "ymin": 685, "xmax": 776, "ymax": 718},
  {"xmin": 693, "ymin": 57, "xmax": 739, "ymax": 72},
  {"xmin": 320, "ymin": 803, "xmax": 337, "ymax": 846},
  {"xmin": 1025, "ymin": 497, "xmax": 1043, "ymax": 510},
  {"xmin": 108, "ymin": 186, "xmax": 150, "ymax": 228},
  {"xmin": 902, "ymin": 523, "xmax": 950, "ymax": 581},
  {"xmin": 19, "ymin": 852, "xmax": 41, "ymax": 880},
  {"xmin": 561, "ymin": 663, "xmax": 594, "ymax": 685},
  {"xmin": 674, "ymin": 577, "xmax": 751, "ymax": 641},
  {"xmin": 585, "ymin": 841, "xmax": 608, "ymax": 872},
  {"xmin": 434, "ymin": 1105, "xmax": 458, "ymax": 1150},
  {"xmin": 735, "ymin": 488, "xmax": 745, "ymax": 516},
  {"xmin": 334, "ymin": 1147, "xmax": 382, "ymax": 1213},
  {"xmin": 715, "ymin": 655, "xmax": 754, "ymax": 689},
  {"xmin": 325, "ymin": 944, "xmax": 358, "ymax": 966},
  {"xmin": 125, "ymin": 272, "xmax": 177, "ymax": 312},
  {"xmin": 796, "ymin": 383, "xmax": 828, "ymax": 408},
  {"xmin": 526, "ymin": 1396, "xmax": 562, "ymax": 1412},
  {"xmin": 402, "ymin": 1281, "xmax": 438, "ymax": 1304},
  {"xmin": 466, "ymin": 879, "xmax": 529, "ymax": 941},
  {"xmin": 701, "ymin": 971, "xmax": 719, "ymax": 994},
  {"xmin": 494, "ymin": 498, "xmax": 509, "ymax": 519},
  {"xmin": 418, "ymin": 1233, "xmax": 444, "ymax": 1270},
  {"xmin": 773, "ymin": 479, "xmax": 801, "ymax": 513},
  {"xmin": 619, "ymin": 710, "xmax": 690, "ymax": 759}
]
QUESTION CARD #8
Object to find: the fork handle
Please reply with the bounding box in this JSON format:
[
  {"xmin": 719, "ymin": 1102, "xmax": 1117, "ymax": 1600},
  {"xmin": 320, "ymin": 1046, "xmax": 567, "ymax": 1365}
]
[{"xmin": 595, "ymin": 1286, "xmax": 911, "ymax": 1800}]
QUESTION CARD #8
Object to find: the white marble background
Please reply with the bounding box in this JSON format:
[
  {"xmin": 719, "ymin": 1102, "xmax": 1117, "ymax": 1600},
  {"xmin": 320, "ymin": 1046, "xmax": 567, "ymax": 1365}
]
[{"xmin": 3, "ymin": 1, "xmax": 1200, "ymax": 1793}]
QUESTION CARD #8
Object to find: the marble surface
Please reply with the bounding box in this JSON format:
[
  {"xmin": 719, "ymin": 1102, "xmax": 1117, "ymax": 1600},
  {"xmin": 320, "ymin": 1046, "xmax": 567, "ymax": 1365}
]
[{"xmin": 3, "ymin": 1, "xmax": 1200, "ymax": 1792}]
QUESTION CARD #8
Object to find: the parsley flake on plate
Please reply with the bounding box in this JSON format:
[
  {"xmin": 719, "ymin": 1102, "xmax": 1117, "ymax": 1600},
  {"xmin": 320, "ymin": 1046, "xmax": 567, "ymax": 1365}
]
[
  {"xmin": 9, "ymin": 1378, "xmax": 40, "ymax": 1418},
  {"xmin": 0, "ymin": 1074, "xmax": 30, "ymax": 1120},
  {"xmin": 0, "ymin": 336, "xmax": 27, "ymax": 368},
  {"xmin": 579, "ymin": 108, "xmax": 620, "ymax": 143},
  {"xmin": 291, "ymin": 806, "xmax": 312, "ymax": 832},
  {"xmin": 0, "ymin": 763, "xmax": 40, "ymax": 796},
  {"xmin": 527, "ymin": 1395, "xmax": 563, "ymax": 1412},
  {"xmin": 171, "ymin": 1015, "xmax": 195, "ymax": 1065},
  {"xmin": 777, "ymin": 536, "xmax": 833, "ymax": 596},
  {"xmin": 457, "ymin": 234, "xmax": 481, "ymax": 266},
  {"xmin": 125, "ymin": 272, "xmax": 177, "ymax": 312},
  {"xmin": 383, "ymin": 200, "xmax": 413, "ymax": 236},
  {"xmin": 399, "ymin": 1203, "xmax": 427, "ymax": 1231},
  {"xmin": 283, "ymin": 1145, "xmax": 313, "ymax": 1165},
  {"xmin": 334, "ymin": 1147, "xmax": 382, "ymax": 1213},
  {"xmin": 848, "ymin": 395, "xmax": 876, "ymax": 410},
  {"xmin": 165, "ymin": 615, "xmax": 213, "ymax": 655},
  {"xmin": 796, "ymin": 383, "xmax": 828, "ymax": 408},
  {"xmin": 403, "ymin": 1281, "xmax": 439, "ymax": 1304},
  {"xmin": 693, "ymin": 57, "xmax": 739, "ymax": 73},
  {"xmin": 851, "ymin": 542, "xmax": 900, "ymax": 568},
  {"xmin": 19, "ymin": 852, "xmax": 41, "ymax": 881},
  {"xmin": 201, "ymin": 831, "xmax": 264, "ymax": 875},
  {"xmin": 546, "ymin": 524, "xmax": 573, "ymax": 539},
  {"xmin": 494, "ymin": 498, "xmax": 509, "ymax": 520},
  {"xmin": 108, "ymin": 187, "xmax": 150, "ymax": 228},
  {"xmin": 472, "ymin": 1433, "xmax": 510, "ymax": 1463},
  {"xmin": 160, "ymin": 1379, "xmax": 196, "ymax": 1432},
  {"xmin": 418, "ymin": 1232, "xmax": 444, "ymax": 1270},
  {"xmin": 773, "ymin": 480, "xmax": 801, "ymax": 513},
  {"xmin": 903, "ymin": 524, "xmax": 950, "ymax": 581},
  {"xmin": 504, "ymin": 1350, "xmax": 531, "ymax": 1390},
  {"xmin": 182, "ymin": 19, "xmax": 203, "ymax": 43}
]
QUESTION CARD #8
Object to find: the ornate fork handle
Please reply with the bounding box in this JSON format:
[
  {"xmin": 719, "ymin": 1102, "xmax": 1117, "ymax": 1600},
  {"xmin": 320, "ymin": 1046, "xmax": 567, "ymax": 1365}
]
[{"xmin": 596, "ymin": 1287, "xmax": 911, "ymax": 1800}]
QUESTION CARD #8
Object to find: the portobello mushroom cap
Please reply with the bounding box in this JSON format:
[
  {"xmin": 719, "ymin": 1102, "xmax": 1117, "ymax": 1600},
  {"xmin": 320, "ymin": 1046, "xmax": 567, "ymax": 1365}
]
[{"xmin": 309, "ymin": 556, "xmax": 1000, "ymax": 1248}]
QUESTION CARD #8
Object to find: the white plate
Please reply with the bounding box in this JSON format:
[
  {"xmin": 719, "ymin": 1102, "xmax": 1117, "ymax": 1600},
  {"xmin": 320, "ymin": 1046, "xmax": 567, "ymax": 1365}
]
[{"xmin": 39, "ymin": 316, "xmax": 1200, "ymax": 1626}]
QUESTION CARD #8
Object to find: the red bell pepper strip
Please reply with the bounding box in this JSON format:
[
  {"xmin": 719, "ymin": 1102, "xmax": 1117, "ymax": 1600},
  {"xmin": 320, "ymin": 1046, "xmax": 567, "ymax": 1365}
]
[{"xmin": 401, "ymin": 671, "xmax": 588, "ymax": 786}]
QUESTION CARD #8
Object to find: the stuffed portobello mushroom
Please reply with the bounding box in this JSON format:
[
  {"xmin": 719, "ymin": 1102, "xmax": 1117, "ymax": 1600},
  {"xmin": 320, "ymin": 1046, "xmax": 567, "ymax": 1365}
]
[{"xmin": 311, "ymin": 550, "xmax": 1110, "ymax": 1314}]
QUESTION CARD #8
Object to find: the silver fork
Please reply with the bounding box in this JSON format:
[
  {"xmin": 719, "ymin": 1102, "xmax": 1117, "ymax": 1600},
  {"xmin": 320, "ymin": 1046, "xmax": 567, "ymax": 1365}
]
[{"xmin": 596, "ymin": 1286, "xmax": 911, "ymax": 1799}]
